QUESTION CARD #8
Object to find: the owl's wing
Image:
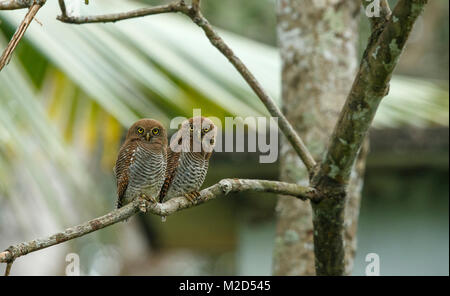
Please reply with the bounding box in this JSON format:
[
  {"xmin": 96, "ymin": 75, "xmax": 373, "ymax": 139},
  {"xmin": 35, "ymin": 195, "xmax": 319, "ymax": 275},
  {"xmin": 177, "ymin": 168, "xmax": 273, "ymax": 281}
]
[
  {"xmin": 158, "ymin": 147, "xmax": 181, "ymax": 202},
  {"xmin": 115, "ymin": 140, "xmax": 137, "ymax": 208}
]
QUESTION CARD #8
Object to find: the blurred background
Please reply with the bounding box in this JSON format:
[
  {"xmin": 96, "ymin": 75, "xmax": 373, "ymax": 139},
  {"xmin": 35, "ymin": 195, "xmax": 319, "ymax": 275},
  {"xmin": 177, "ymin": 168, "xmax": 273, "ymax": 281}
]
[{"xmin": 0, "ymin": 0, "xmax": 448, "ymax": 275}]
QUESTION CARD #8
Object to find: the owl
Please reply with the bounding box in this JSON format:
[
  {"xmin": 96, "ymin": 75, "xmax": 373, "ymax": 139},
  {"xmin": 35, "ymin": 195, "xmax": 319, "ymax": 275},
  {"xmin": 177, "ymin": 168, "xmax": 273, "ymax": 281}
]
[
  {"xmin": 114, "ymin": 119, "xmax": 168, "ymax": 209},
  {"xmin": 159, "ymin": 116, "xmax": 217, "ymax": 203}
]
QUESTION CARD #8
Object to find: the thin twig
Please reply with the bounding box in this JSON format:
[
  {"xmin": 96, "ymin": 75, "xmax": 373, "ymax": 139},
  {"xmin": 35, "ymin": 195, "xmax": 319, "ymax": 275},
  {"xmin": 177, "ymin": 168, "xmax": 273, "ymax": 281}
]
[
  {"xmin": 56, "ymin": 0, "xmax": 317, "ymax": 173},
  {"xmin": 56, "ymin": 1, "xmax": 184, "ymax": 24},
  {"xmin": 0, "ymin": 178, "xmax": 317, "ymax": 265},
  {"xmin": 4, "ymin": 262, "xmax": 13, "ymax": 276},
  {"xmin": 191, "ymin": 0, "xmax": 200, "ymax": 11},
  {"xmin": 0, "ymin": 2, "xmax": 44, "ymax": 71},
  {"xmin": 58, "ymin": 0, "xmax": 66, "ymax": 18}
]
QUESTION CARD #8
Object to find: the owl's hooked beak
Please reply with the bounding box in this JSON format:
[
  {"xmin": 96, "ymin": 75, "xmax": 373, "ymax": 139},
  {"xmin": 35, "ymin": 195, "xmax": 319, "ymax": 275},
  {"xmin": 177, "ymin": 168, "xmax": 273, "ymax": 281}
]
[{"xmin": 146, "ymin": 132, "xmax": 151, "ymax": 141}]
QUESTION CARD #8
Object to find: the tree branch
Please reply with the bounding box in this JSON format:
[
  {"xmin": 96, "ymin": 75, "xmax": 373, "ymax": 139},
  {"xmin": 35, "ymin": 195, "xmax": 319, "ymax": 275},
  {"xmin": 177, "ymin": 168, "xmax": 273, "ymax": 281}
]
[
  {"xmin": 314, "ymin": 0, "xmax": 427, "ymax": 189},
  {"xmin": 56, "ymin": 0, "xmax": 317, "ymax": 174},
  {"xmin": 0, "ymin": 179, "xmax": 316, "ymax": 266},
  {"xmin": 0, "ymin": 1, "xmax": 45, "ymax": 71},
  {"xmin": 56, "ymin": 1, "xmax": 185, "ymax": 24},
  {"xmin": 57, "ymin": 0, "xmax": 66, "ymax": 18},
  {"xmin": 309, "ymin": 0, "xmax": 427, "ymax": 276},
  {"xmin": 191, "ymin": 0, "xmax": 200, "ymax": 12},
  {"xmin": 4, "ymin": 262, "xmax": 13, "ymax": 276}
]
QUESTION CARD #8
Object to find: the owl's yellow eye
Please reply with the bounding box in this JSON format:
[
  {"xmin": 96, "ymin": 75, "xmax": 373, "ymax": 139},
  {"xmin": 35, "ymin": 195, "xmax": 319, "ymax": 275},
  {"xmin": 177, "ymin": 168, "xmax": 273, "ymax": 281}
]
[
  {"xmin": 152, "ymin": 128, "xmax": 160, "ymax": 135},
  {"xmin": 202, "ymin": 127, "xmax": 210, "ymax": 133},
  {"xmin": 189, "ymin": 125, "xmax": 194, "ymax": 131},
  {"xmin": 137, "ymin": 127, "xmax": 144, "ymax": 134}
]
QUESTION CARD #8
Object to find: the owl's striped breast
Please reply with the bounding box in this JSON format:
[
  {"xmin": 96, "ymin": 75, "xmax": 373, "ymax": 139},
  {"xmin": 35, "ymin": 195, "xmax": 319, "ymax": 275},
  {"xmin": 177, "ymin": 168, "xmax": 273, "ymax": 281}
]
[
  {"xmin": 164, "ymin": 152, "xmax": 209, "ymax": 201},
  {"xmin": 125, "ymin": 144, "xmax": 167, "ymax": 204}
]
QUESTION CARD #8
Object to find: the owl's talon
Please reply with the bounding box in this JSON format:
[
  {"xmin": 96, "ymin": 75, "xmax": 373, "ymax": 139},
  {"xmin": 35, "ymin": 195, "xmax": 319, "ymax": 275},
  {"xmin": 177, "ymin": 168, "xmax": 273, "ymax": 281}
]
[
  {"xmin": 184, "ymin": 191, "xmax": 200, "ymax": 204},
  {"xmin": 139, "ymin": 194, "xmax": 157, "ymax": 213},
  {"xmin": 139, "ymin": 200, "xmax": 148, "ymax": 213},
  {"xmin": 140, "ymin": 193, "xmax": 157, "ymax": 204},
  {"xmin": 184, "ymin": 193, "xmax": 194, "ymax": 204}
]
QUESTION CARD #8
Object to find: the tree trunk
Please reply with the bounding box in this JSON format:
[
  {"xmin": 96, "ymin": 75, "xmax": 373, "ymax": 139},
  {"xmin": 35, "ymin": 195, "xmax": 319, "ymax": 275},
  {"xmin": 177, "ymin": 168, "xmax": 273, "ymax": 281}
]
[{"xmin": 273, "ymin": 0, "xmax": 364, "ymax": 275}]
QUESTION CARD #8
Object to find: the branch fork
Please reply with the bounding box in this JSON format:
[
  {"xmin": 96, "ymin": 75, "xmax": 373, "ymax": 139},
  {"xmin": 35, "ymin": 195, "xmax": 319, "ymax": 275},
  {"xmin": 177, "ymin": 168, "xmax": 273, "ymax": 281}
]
[{"xmin": 0, "ymin": 0, "xmax": 45, "ymax": 71}]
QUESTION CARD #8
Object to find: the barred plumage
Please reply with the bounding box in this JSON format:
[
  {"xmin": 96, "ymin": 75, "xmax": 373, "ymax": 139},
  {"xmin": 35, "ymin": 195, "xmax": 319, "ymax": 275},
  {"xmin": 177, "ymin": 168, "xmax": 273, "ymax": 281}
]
[{"xmin": 123, "ymin": 145, "xmax": 167, "ymax": 206}]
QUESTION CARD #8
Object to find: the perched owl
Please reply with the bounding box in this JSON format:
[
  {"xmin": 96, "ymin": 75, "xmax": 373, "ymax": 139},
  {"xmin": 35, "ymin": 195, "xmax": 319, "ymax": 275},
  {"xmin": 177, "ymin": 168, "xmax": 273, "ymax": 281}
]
[
  {"xmin": 114, "ymin": 119, "xmax": 168, "ymax": 209},
  {"xmin": 159, "ymin": 116, "xmax": 217, "ymax": 203}
]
